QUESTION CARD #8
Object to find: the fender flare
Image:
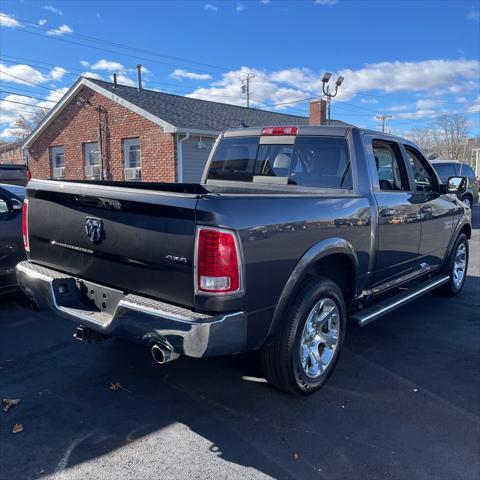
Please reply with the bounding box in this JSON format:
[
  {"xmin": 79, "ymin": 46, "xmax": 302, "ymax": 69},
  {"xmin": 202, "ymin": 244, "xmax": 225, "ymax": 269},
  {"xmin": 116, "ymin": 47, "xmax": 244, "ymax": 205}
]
[
  {"xmin": 265, "ymin": 237, "xmax": 359, "ymax": 340},
  {"xmin": 442, "ymin": 213, "xmax": 472, "ymax": 268}
]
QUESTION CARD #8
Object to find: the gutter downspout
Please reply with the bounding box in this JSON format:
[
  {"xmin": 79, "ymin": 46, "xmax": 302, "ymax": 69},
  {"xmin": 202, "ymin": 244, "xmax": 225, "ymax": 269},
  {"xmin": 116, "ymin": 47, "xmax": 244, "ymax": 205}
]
[{"xmin": 177, "ymin": 132, "xmax": 190, "ymax": 183}]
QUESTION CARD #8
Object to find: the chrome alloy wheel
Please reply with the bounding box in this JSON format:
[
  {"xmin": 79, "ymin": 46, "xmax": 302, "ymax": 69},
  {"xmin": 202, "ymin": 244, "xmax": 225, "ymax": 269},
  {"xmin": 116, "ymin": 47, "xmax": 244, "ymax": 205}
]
[
  {"xmin": 452, "ymin": 242, "xmax": 467, "ymax": 289},
  {"xmin": 462, "ymin": 197, "xmax": 472, "ymax": 209},
  {"xmin": 300, "ymin": 298, "xmax": 340, "ymax": 379}
]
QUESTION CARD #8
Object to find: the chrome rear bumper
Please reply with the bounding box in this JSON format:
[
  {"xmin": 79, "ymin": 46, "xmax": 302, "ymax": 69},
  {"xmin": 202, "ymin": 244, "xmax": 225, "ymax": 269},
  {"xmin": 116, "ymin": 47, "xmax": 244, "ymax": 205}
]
[{"xmin": 16, "ymin": 261, "xmax": 247, "ymax": 358}]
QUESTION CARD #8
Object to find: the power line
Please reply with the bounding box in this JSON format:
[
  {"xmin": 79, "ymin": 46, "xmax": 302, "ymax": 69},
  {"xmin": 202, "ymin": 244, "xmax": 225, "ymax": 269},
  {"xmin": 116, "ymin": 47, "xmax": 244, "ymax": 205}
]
[
  {"xmin": 0, "ymin": 70, "xmax": 63, "ymax": 92},
  {"xmin": 0, "ymin": 98, "xmax": 52, "ymax": 109},
  {"xmin": 10, "ymin": 16, "xmax": 236, "ymax": 74},
  {"xmin": 0, "ymin": 90, "xmax": 58, "ymax": 103}
]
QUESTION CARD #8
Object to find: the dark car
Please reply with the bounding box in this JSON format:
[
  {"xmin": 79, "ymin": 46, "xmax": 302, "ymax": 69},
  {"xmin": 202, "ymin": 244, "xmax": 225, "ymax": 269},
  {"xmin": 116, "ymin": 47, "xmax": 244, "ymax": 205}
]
[
  {"xmin": 0, "ymin": 164, "xmax": 30, "ymax": 187},
  {"xmin": 0, "ymin": 184, "xmax": 25, "ymax": 294},
  {"xmin": 17, "ymin": 126, "xmax": 471, "ymax": 395},
  {"xmin": 430, "ymin": 161, "xmax": 478, "ymax": 208}
]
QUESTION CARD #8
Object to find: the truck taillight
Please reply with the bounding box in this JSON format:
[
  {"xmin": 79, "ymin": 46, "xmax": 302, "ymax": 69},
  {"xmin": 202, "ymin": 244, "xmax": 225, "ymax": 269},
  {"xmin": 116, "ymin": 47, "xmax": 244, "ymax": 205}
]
[
  {"xmin": 22, "ymin": 199, "xmax": 29, "ymax": 252},
  {"xmin": 196, "ymin": 227, "xmax": 241, "ymax": 294},
  {"xmin": 261, "ymin": 126, "xmax": 297, "ymax": 136}
]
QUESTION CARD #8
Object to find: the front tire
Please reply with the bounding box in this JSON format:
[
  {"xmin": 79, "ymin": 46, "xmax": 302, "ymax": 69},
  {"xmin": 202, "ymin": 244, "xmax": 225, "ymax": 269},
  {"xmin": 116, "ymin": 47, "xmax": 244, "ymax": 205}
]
[
  {"xmin": 260, "ymin": 277, "xmax": 346, "ymax": 395},
  {"xmin": 439, "ymin": 233, "xmax": 469, "ymax": 296}
]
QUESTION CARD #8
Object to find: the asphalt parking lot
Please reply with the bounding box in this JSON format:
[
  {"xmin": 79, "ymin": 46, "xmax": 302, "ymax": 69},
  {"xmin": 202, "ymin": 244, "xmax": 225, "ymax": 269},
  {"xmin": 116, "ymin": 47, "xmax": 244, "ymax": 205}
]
[{"xmin": 1, "ymin": 208, "xmax": 479, "ymax": 480}]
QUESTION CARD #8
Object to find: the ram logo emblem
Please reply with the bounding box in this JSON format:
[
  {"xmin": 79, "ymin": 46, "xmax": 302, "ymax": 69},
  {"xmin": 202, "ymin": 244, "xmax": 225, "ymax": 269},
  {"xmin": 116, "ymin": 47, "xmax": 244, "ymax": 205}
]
[{"xmin": 84, "ymin": 217, "xmax": 104, "ymax": 244}]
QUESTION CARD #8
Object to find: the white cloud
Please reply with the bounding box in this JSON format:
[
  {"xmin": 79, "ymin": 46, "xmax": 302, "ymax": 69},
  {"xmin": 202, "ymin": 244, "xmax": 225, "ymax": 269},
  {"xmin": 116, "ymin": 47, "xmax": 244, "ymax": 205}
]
[
  {"xmin": 0, "ymin": 87, "xmax": 68, "ymax": 140},
  {"xmin": 38, "ymin": 18, "xmax": 47, "ymax": 26},
  {"xmin": 80, "ymin": 60, "xmax": 90, "ymax": 68},
  {"xmin": 0, "ymin": 127, "xmax": 18, "ymax": 139},
  {"xmin": 468, "ymin": 96, "xmax": 480, "ymax": 113},
  {"xmin": 0, "ymin": 63, "xmax": 48, "ymax": 85},
  {"xmin": 91, "ymin": 59, "xmax": 125, "ymax": 71},
  {"xmin": 260, "ymin": 0, "xmax": 270, "ymax": 4},
  {"xmin": 81, "ymin": 71, "xmax": 103, "ymax": 80},
  {"xmin": 467, "ymin": 11, "xmax": 480, "ymax": 21},
  {"xmin": 36, "ymin": 87, "xmax": 68, "ymax": 109},
  {"xmin": 337, "ymin": 60, "xmax": 480, "ymax": 100},
  {"xmin": 46, "ymin": 24, "xmax": 73, "ymax": 36},
  {"xmin": 456, "ymin": 96, "xmax": 468, "ymax": 103},
  {"xmin": 0, "ymin": 12, "xmax": 20, "ymax": 28},
  {"xmin": 360, "ymin": 98, "xmax": 378, "ymax": 104},
  {"xmin": 184, "ymin": 59, "xmax": 480, "ymax": 115},
  {"xmin": 42, "ymin": 5, "xmax": 63, "ymax": 15},
  {"xmin": 0, "ymin": 94, "xmax": 38, "ymax": 124},
  {"xmin": 314, "ymin": 0, "xmax": 338, "ymax": 5},
  {"xmin": 204, "ymin": 4, "xmax": 218, "ymax": 11},
  {"xmin": 116, "ymin": 74, "xmax": 136, "ymax": 87},
  {"xmin": 170, "ymin": 69, "xmax": 212, "ymax": 81},
  {"xmin": 0, "ymin": 62, "xmax": 68, "ymax": 85},
  {"xmin": 49, "ymin": 66, "xmax": 68, "ymax": 81},
  {"xmin": 236, "ymin": 2, "xmax": 246, "ymax": 12}
]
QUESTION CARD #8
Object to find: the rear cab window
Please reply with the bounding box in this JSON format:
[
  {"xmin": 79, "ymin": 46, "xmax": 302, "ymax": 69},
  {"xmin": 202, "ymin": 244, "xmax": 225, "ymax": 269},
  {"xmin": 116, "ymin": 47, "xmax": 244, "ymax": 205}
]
[{"xmin": 207, "ymin": 135, "xmax": 352, "ymax": 189}]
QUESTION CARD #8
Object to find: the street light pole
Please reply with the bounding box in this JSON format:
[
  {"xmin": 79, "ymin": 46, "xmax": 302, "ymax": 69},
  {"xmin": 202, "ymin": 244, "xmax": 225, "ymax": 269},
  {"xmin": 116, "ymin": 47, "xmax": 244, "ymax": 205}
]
[{"xmin": 321, "ymin": 72, "xmax": 344, "ymax": 125}]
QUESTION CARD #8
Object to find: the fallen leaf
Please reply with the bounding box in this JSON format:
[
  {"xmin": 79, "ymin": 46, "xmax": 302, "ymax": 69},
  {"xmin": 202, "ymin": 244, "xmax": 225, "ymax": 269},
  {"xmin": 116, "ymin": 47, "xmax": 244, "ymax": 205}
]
[
  {"xmin": 2, "ymin": 398, "xmax": 21, "ymax": 413},
  {"xmin": 12, "ymin": 423, "xmax": 24, "ymax": 434},
  {"xmin": 109, "ymin": 382, "xmax": 131, "ymax": 393}
]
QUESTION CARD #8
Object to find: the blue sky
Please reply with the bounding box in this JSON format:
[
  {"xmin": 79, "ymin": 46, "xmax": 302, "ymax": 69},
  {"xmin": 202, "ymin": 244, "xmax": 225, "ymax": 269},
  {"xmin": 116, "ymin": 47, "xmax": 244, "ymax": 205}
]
[{"xmin": 1, "ymin": 0, "xmax": 479, "ymax": 139}]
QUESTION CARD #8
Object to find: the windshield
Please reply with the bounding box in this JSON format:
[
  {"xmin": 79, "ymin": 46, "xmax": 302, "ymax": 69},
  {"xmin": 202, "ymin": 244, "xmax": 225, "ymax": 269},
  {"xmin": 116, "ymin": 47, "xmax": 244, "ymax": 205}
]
[{"xmin": 207, "ymin": 136, "xmax": 352, "ymax": 189}]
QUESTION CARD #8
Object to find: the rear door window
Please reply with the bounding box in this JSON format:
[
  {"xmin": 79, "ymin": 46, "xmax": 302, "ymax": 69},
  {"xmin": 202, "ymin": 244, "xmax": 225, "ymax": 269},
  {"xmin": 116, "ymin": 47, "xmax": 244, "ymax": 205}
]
[
  {"xmin": 372, "ymin": 140, "xmax": 408, "ymax": 191},
  {"xmin": 207, "ymin": 136, "xmax": 352, "ymax": 189}
]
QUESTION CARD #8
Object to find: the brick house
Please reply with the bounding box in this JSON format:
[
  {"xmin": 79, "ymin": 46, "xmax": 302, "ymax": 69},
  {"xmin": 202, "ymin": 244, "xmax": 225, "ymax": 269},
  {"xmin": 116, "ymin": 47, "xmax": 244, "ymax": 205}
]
[
  {"xmin": 0, "ymin": 142, "xmax": 25, "ymax": 165},
  {"xmin": 23, "ymin": 76, "xmax": 342, "ymax": 183}
]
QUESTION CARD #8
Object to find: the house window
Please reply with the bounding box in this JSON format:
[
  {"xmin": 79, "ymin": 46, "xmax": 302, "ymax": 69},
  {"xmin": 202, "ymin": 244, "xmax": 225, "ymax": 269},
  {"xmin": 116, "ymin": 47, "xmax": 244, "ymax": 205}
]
[
  {"xmin": 84, "ymin": 142, "xmax": 101, "ymax": 179},
  {"xmin": 50, "ymin": 146, "xmax": 65, "ymax": 179},
  {"xmin": 123, "ymin": 138, "xmax": 141, "ymax": 181}
]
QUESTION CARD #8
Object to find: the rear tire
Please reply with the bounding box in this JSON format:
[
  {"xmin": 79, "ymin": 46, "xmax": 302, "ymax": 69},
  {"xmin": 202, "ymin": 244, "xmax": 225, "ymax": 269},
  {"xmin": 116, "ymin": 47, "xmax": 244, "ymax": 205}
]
[
  {"xmin": 439, "ymin": 233, "xmax": 469, "ymax": 296},
  {"xmin": 260, "ymin": 277, "xmax": 346, "ymax": 395}
]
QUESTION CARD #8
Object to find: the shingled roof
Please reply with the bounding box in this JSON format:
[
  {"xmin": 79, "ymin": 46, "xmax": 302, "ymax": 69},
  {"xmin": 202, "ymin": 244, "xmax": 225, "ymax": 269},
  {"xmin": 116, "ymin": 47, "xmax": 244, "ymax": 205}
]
[
  {"xmin": 87, "ymin": 78, "xmax": 310, "ymax": 131},
  {"xmin": 23, "ymin": 76, "xmax": 348, "ymax": 149}
]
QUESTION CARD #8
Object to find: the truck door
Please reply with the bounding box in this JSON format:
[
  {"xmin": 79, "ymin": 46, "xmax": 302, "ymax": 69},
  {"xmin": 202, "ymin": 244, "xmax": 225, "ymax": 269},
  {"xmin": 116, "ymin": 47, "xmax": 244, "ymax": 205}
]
[
  {"xmin": 368, "ymin": 138, "xmax": 423, "ymax": 286},
  {"xmin": 402, "ymin": 144, "xmax": 455, "ymax": 268}
]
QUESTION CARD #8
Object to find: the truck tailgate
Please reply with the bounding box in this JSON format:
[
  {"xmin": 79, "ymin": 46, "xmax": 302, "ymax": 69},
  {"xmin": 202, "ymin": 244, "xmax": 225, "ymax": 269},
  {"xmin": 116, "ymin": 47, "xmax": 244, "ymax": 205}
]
[{"xmin": 26, "ymin": 181, "xmax": 199, "ymax": 308}]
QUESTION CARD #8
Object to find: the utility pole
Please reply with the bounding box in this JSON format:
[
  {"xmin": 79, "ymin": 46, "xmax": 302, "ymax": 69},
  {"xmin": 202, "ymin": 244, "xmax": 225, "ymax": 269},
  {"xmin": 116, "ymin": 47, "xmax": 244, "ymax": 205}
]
[
  {"xmin": 376, "ymin": 114, "xmax": 392, "ymax": 133},
  {"xmin": 241, "ymin": 73, "xmax": 255, "ymax": 108}
]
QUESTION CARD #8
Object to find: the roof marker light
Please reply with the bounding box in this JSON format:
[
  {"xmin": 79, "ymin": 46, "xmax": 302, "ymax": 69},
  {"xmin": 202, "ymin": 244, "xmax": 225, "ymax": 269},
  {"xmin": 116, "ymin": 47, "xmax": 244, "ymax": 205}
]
[{"xmin": 261, "ymin": 126, "xmax": 298, "ymax": 136}]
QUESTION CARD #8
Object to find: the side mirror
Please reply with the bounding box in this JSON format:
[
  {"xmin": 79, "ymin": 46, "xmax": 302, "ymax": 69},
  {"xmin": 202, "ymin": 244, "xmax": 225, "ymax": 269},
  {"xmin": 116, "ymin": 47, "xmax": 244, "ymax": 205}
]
[
  {"xmin": 11, "ymin": 198, "xmax": 23, "ymax": 211},
  {"xmin": 447, "ymin": 176, "xmax": 467, "ymax": 194}
]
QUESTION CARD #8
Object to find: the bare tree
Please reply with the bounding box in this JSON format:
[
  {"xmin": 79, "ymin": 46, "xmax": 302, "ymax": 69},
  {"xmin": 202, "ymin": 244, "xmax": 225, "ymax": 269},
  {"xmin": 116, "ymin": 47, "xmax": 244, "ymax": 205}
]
[
  {"xmin": 431, "ymin": 114, "xmax": 470, "ymax": 160},
  {"xmin": 10, "ymin": 109, "xmax": 49, "ymax": 141},
  {"xmin": 406, "ymin": 114, "xmax": 470, "ymax": 161},
  {"xmin": 405, "ymin": 127, "xmax": 437, "ymax": 159}
]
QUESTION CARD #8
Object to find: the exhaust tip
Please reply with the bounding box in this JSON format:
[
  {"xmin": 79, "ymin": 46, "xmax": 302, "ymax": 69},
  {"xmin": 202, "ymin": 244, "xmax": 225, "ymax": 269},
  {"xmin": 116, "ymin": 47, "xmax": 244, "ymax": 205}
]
[{"xmin": 151, "ymin": 343, "xmax": 177, "ymax": 365}]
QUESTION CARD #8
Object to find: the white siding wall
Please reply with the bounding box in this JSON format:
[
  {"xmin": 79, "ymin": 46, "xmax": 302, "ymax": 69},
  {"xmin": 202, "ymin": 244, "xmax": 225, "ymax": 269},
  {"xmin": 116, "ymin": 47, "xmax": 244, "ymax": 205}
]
[{"xmin": 181, "ymin": 136, "xmax": 216, "ymax": 183}]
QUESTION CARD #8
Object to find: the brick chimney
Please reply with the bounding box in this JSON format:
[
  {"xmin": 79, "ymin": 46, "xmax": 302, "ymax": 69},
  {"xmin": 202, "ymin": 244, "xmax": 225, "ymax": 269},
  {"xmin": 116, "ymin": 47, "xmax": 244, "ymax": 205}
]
[{"xmin": 309, "ymin": 99, "xmax": 327, "ymax": 125}]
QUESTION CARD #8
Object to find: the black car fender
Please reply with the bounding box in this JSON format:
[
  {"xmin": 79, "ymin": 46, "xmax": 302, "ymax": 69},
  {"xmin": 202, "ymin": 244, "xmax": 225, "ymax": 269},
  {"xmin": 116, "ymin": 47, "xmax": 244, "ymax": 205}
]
[{"xmin": 265, "ymin": 237, "xmax": 359, "ymax": 341}]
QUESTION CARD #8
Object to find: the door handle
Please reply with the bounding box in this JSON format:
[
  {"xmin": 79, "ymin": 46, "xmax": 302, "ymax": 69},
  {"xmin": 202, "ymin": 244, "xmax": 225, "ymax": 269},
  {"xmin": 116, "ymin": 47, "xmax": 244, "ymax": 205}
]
[
  {"xmin": 421, "ymin": 206, "xmax": 434, "ymax": 214},
  {"xmin": 380, "ymin": 208, "xmax": 399, "ymax": 217}
]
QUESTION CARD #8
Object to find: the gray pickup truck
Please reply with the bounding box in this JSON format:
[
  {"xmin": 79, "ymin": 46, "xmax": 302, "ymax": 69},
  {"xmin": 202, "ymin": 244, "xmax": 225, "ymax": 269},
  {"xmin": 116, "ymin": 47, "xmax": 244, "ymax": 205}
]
[{"xmin": 17, "ymin": 125, "xmax": 471, "ymax": 395}]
